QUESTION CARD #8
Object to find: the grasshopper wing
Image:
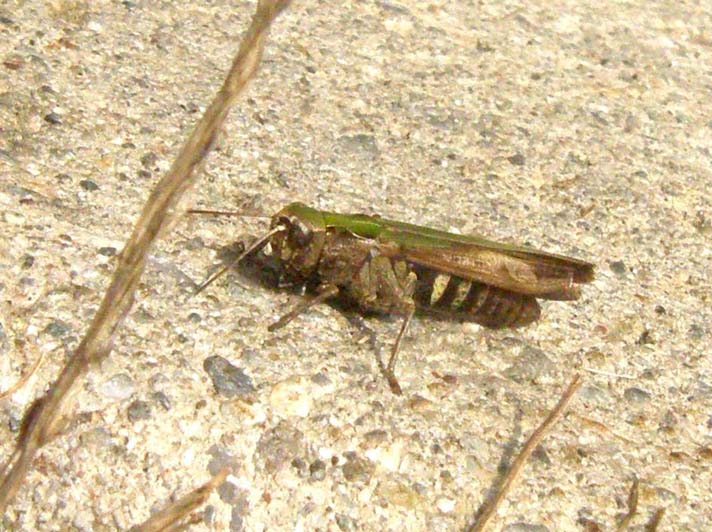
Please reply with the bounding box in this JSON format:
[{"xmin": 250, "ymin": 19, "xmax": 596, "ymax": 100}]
[{"xmin": 376, "ymin": 226, "xmax": 594, "ymax": 300}]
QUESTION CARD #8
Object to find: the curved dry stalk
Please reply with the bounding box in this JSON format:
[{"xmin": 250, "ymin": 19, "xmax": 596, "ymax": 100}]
[
  {"xmin": 467, "ymin": 373, "xmax": 582, "ymax": 532},
  {"xmin": 0, "ymin": 349, "xmax": 45, "ymax": 401},
  {"xmin": 0, "ymin": 0, "xmax": 293, "ymax": 512},
  {"xmin": 617, "ymin": 476, "xmax": 639, "ymax": 530},
  {"xmin": 130, "ymin": 467, "xmax": 230, "ymax": 532}
]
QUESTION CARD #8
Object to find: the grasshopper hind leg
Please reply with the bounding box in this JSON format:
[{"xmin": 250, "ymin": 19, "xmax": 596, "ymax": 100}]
[
  {"xmin": 383, "ymin": 305, "xmax": 415, "ymax": 395},
  {"xmin": 352, "ymin": 255, "xmax": 418, "ymax": 395}
]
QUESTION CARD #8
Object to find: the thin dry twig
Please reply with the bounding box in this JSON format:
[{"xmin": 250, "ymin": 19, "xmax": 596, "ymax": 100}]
[
  {"xmin": 0, "ymin": 349, "xmax": 45, "ymax": 401},
  {"xmin": 467, "ymin": 373, "xmax": 582, "ymax": 532},
  {"xmin": 0, "ymin": 0, "xmax": 293, "ymax": 512},
  {"xmin": 644, "ymin": 508, "xmax": 665, "ymax": 532},
  {"xmin": 617, "ymin": 476, "xmax": 639, "ymax": 530},
  {"xmin": 130, "ymin": 467, "xmax": 230, "ymax": 532}
]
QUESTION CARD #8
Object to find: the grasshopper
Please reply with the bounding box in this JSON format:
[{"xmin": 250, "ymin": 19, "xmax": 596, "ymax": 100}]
[{"xmin": 196, "ymin": 202, "xmax": 594, "ymax": 394}]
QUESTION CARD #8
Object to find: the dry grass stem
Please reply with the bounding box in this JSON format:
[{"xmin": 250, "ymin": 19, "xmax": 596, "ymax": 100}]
[
  {"xmin": 644, "ymin": 508, "xmax": 665, "ymax": 531},
  {"xmin": 0, "ymin": 349, "xmax": 45, "ymax": 401},
  {"xmin": 617, "ymin": 476, "xmax": 639, "ymax": 530},
  {"xmin": 467, "ymin": 373, "xmax": 582, "ymax": 532},
  {"xmin": 0, "ymin": 0, "xmax": 293, "ymax": 512},
  {"xmin": 130, "ymin": 467, "xmax": 230, "ymax": 532}
]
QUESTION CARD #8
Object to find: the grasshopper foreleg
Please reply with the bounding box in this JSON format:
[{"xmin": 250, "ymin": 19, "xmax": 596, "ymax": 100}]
[{"xmin": 268, "ymin": 283, "xmax": 340, "ymax": 331}]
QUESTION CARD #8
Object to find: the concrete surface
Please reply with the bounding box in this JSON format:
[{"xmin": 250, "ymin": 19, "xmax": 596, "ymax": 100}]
[{"xmin": 1, "ymin": 1, "xmax": 710, "ymax": 530}]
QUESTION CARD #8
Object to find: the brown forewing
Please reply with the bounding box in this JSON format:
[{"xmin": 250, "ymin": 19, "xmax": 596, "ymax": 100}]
[{"xmin": 380, "ymin": 240, "xmax": 594, "ymax": 300}]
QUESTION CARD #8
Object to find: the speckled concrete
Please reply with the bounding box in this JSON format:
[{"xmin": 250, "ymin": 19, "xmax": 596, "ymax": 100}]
[{"xmin": 1, "ymin": 1, "xmax": 710, "ymax": 530}]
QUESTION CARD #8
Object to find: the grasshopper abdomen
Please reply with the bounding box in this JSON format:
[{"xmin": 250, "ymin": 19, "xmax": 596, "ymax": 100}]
[{"xmin": 412, "ymin": 267, "xmax": 541, "ymax": 328}]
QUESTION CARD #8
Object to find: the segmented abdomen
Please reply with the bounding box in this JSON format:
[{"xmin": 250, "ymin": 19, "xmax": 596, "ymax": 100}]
[{"xmin": 412, "ymin": 266, "xmax": 541, "ymax": 328}]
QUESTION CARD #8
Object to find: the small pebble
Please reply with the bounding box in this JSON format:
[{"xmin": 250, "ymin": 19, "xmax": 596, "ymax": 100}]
[
  {"xmin": 98, "ymin": 246, "xmax": 117, "ymax": 256},
  {"xmin": 127, "ymin": 399, "xmax": 151, "ymax": 421},
  {"xmin": 152, "ymin": 391, "xmax": 171, "ymax": 410},
  {"xmin": 44, "ymin": 112, "xmax": 62, "ymax": 125},
  {"xmin": 504, "ymin": 345, "xmax": 555, "ymax": 383},
  {"xmin": 203, "ymin": 355, "xmax": 255, "ymax": 398},
  {"xmin": 79, "ymin": 179, "xmax": 99, "ymax": 191},
  {"xmin": 624, "ymin": 386, "xmax": 651, "ymax": 403},
  {"xmin": 335, "ymin": 513, "xmax": 356, "ymax": 531},
  {"xmin": 309, "ymin": 459, "xmax": 326, "ymax": 481},
  {"xmin": 507, "ymin": 153, "xmax": 526, "ymax": 166},
  {"xmin": 341, "ymin": 452, "xmax": 375, "ymax": 483},
  {"xmin": 100, "ymin": 373, "xmax": 135, "ymax": 400},
  {"xmin": 255, "ymin": 421, "xmax": 306, "ymax": 474},
  {"xmin": 207, "ymin": 444, "xmax": 238, "ymax": 476},
  {"xmin": 609, "ymin": 260, "xmax": 627, "ymax": 275},
  {"xmin": 44, "ymin": 320, "xmax": 71, "ymax": 338}
]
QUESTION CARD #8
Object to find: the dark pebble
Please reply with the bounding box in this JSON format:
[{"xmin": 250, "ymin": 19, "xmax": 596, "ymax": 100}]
[
  {"xmin": 309, "ymin": 459, "xmax": 326, "ymax": 481},
  {"xmin": 363, "ymin": 429, "xmax": 388, "ymax": 447},
  {"xmin": 532, "ymin": 445, "xmax": 552, "ymax": 466},
  {"xmin": 623, "ymin": 387, "xmax": 651, "ymax": 403},
  {"xmin": 79, "ymin": 179, "xmax": 99, "ymax": 191},
  {"xmin": 140, "ymin": 152, "xmax": 158, "ymax": 168},
  {"xmin": 44, "ymin": 112, "xmax": 62, "ymax": 125},
  {"xmin": 609, "ymin": 260, "xmax": 626, "ymax": 275},
  {"xmin": 183, "ymin": 236, "xmax": 204, "ymax": 251},
  {"xmin": 341, "ymin": 452, "xmax": 375, "ymax": 483},
  {"xmin": 152, "ymin": 391, "xmax": 171, "ymax": 410},
  {"xmin": 127, "ymin": 400, "xmax": 152, "ymax": 421},
  {"xmin": 207, "ymin": 444, "xmax": 238, "ymax": 476},
  {"xmin": 217, "ymin": 481, "xmax": 242, "ymax": 504},
  {"xmin": 335, "ymin": 513, "xmax": 356, "ymax": 531},
  {"xmin": 636, "ymin": 329, "xmax": 654, "ymax": 345},
  {"xmin": 44, "ymin": 319, "xmax": 71, "ymax": 338},
  {"xmin": 688, "ymin": 323, "xmax": 705, "ymax": 340},
  {"xmin": 98, "ymin": 246, "xmax": 117, "ymax": 256},
  {"xmin": 658, "ymin": 409, "xmax": 677, "ymax": 433},
  {"xmin": 21, "ymin": 254, "xmax": 34, "ymax": 269},
  {"xmin": 203, "ymin": 355, "xmax": 255, "ymax": 398},
  {"xmin": 255, "ymin": 421, "xmax": 306, "ymax": 474},
  {"xmin": 507, "ymin": 153, "xmax": 526, "ymax": 166},
  {"xmin": 0, "ymin": 15, "xmax": 15, "ymax": 25},
  {"xmin": 504, "ymin": 345, "xmax": 555, "ymax": 383},
  {"xmin": 291, "ymin": 457, "xmax": 308, "ymax": 475}
]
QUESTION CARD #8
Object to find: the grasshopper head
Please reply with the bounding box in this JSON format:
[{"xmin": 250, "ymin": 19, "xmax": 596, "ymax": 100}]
[{"xmin": 268, "ymin": 202, "xmax": 326, "ymax": 277}]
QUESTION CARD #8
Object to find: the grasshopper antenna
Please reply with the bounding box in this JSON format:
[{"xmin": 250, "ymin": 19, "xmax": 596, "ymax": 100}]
[
  {"xmin": 187, "ymin": 208, "xmax": 269, "ymax": 218},
  {"xmin": 195, "ymin": 225, "xmax": 285, "ymax": 295}
]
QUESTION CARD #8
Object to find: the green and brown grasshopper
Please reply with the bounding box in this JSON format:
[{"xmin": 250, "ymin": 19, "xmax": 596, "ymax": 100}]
[{"xmin": 196, "ymin": 202, "xmax": 594, "ymax": 394}]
